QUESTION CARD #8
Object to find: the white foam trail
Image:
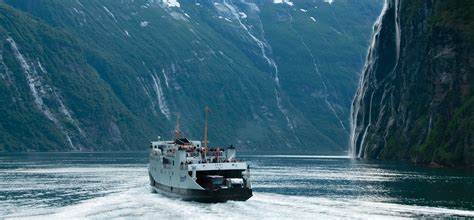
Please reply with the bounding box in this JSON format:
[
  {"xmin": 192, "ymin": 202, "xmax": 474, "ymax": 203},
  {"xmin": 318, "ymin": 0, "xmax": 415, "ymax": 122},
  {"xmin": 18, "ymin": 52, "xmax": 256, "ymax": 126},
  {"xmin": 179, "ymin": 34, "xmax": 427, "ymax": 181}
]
[
  {"xmin": 2, "ymin": 157, "xmax": 473, "ymax": 219},
  {"xmin": 7, "ymin": 191, "xmax": 474, "ymax": 219}
]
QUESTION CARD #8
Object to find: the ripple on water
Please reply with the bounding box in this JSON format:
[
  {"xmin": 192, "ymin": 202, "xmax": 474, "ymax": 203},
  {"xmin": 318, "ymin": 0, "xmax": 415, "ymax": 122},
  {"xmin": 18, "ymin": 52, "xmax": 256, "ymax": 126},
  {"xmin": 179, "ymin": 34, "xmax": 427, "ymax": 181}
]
[{"xmin": 1, "ymin": 153, "xmax": 474, "ymax": 219}]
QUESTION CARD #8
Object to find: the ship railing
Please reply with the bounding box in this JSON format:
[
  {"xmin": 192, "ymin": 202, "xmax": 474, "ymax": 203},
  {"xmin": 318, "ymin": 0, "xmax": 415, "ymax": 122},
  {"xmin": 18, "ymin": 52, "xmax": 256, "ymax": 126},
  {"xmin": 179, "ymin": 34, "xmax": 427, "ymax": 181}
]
[{"xmin": 183, "ymin": 158, "xmax": 244, "ymax": 165}]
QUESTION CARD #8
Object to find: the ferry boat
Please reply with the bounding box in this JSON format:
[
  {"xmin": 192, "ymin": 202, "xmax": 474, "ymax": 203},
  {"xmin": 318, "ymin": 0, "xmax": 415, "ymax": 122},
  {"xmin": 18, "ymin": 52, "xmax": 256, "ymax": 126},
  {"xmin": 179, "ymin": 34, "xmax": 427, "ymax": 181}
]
[{"xmin": 148, "ymin": 108, "xmax": 252, "ymax": 202}]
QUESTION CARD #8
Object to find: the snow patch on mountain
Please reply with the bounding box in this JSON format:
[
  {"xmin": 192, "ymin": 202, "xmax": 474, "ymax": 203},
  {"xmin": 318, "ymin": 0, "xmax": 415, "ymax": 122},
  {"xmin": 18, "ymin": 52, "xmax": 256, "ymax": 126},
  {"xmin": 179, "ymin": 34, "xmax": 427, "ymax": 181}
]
[
  {"xmin": 238, "ymin": 12, "xmax": 247, "ymax": 19},
  {"xmin": 148, "ymin": 0, "xmax": 180, "ymax": 8},
  {"xmin": 273, "ymin": 0, "xmax": 294, "ymax": 6},
  {"xmin": 323, "ymin": 0, "xmax": 335, "ymax": 4},
  {"xmin": 169, "ymin": 11, "xmax": 188, "ymax": 21},
  {"xmin": 140, "ymin": 21, "xmax": 149, "ymax": 27},
  {"xmin": 162, "ymin": 0, "xmax": 180, "ymax": 8}
]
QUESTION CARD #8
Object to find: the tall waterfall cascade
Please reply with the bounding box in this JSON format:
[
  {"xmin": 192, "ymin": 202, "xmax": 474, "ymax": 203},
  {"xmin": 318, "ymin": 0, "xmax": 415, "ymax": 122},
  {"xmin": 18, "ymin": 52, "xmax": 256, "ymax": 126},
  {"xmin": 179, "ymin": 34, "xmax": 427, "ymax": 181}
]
[{"xmin": 349, "ymin": 0, "xmax": 400, "ymax": 158}]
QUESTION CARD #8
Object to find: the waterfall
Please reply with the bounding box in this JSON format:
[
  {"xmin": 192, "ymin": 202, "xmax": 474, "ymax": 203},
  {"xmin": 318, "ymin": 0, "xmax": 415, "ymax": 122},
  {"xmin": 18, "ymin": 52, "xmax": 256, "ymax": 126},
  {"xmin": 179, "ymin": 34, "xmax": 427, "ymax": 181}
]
[
  {"xmin": 285, "ymin": 9, "xmax": 348, "ymax": 133},
  {"xmin": 221, "ymin": 0, "xmax": 294, "ymax": 131},
  {"xmin": 349, "ymin": 1, "xmax": 389, "ymax": 158},
  {"xmin": 7, "ymin": 36, "xmax": 82, "ymax": 150},
  {"xmin": 151, "ymin": 72, "xmax": 171, "ymax": 120},
  {"xmin": 394, "ymin": 0, "xmax": 401, "ymax": 61}
]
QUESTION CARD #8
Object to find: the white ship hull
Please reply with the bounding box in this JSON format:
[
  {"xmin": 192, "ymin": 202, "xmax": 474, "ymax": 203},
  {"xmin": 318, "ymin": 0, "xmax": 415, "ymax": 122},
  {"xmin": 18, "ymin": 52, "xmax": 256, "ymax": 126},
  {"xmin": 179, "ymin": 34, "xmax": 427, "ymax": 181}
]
[{"xmin": 148, "ymin": 140, "xmax": 252, "ymax": 202}]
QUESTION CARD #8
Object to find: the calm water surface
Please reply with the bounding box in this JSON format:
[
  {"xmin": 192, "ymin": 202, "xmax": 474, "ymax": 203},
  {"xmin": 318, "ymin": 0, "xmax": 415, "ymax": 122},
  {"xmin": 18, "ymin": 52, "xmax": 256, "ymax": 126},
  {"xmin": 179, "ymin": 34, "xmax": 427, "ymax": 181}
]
[{"xmin": 1, "ymin": 152, "xmax": 473, "ymax": 219}]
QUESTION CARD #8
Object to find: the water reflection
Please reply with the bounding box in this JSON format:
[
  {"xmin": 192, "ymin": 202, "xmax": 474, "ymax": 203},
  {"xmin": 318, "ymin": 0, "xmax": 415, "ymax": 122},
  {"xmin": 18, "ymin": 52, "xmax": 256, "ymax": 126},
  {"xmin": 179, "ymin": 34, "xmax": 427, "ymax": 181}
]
[{"xmin": 1, "ymin": 152, "xmax": 473, "ymax": 218}]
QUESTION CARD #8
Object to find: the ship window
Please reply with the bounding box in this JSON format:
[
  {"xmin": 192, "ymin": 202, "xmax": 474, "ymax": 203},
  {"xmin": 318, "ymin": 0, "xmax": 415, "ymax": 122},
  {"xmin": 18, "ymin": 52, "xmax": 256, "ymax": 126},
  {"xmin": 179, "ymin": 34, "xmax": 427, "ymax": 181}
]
[{"xmin": 162, "ymin": 158, "xmax": 171, "ymax": 165}]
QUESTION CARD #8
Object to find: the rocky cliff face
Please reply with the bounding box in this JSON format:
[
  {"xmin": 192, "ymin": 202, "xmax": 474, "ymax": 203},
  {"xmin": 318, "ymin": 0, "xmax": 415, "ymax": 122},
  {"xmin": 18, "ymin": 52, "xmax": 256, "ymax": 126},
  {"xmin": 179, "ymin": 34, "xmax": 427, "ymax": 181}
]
[
  {"xmin": 351, "ymin": 0, "xmax": 474, "ymax": 167},
  {"xmin": 1, "ymin": 0, "xmax": 382, "ymax": 152}
]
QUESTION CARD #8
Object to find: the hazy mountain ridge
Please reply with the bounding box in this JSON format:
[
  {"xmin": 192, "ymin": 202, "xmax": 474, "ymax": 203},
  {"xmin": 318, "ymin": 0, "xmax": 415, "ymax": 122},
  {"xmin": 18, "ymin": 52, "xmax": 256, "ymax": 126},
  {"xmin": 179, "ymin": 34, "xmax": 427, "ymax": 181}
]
[{"xmin": 1, "ymin": 0, "xmax": 382, "ymax": 152}]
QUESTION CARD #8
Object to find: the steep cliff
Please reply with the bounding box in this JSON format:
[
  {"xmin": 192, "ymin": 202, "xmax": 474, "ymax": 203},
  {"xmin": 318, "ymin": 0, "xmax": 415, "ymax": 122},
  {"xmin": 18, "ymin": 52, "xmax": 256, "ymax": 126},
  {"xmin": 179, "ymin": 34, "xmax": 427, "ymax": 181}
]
[
  {"xmin": 0, "ymin": 4, "xmax": 152, "ymax": 151},
  {"xmin": 1, "ymin": 0, "xmax": 382, "ymax": 152},
  {"xmin": 351, "ymin": 0, "xmax": 473, "ymax": 167}
]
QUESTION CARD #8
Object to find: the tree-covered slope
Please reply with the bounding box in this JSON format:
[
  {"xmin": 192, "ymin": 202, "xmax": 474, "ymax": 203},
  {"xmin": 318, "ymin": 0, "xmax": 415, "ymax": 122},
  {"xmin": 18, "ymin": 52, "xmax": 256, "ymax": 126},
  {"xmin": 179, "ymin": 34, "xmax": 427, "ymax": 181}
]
[
  {"xmin": 0, "ymin": 3, "xmax": 153, "ymax": 151},
  {"xmin": 351, "ymin": 0, "xmax": 474, "ymax": 167},
  {"xmin": 1, "ymin": 0, "xmax": 382, "ymax": 152}
]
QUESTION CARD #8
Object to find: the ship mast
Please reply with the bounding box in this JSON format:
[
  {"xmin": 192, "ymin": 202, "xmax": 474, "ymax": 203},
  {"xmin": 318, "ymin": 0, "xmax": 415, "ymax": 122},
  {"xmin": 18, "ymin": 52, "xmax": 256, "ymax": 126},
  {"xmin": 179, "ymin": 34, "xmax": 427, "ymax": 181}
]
[
  {"xmin": 203, "ymin": 106, "xmax": 209, "ymax": 154},
  {"xmin": 174, "ymin": 112, "xmax": 181, "ymax": 139}
]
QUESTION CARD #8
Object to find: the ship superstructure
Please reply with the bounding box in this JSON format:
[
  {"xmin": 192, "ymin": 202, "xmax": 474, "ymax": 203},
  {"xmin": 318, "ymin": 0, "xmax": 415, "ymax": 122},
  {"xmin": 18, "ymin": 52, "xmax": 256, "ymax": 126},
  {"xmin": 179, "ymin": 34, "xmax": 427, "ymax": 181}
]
[{"xmin": 148, "ymin": 109, "xmax": 252, "ymax": 202}]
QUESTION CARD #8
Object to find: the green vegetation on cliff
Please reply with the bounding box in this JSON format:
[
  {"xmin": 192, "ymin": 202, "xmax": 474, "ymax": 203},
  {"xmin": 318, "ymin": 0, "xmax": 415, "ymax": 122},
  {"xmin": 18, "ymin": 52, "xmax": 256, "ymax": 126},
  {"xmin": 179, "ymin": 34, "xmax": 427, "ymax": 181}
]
[
  {"xmin": 1, "ymin": 0, "xmax": 382, "ymax": 152},
  {"xmin": 351, "ymin": 0, "xmax": 473, "ymax": 167},
  {"xmin": 0, "ymin": 3, "xmax": 152, "ymax": 151}
]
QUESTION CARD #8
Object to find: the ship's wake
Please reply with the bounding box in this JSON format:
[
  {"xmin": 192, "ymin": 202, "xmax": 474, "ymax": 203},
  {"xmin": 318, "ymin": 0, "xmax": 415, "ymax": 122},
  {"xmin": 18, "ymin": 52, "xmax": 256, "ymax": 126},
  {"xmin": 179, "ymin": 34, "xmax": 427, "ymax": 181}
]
[
  {"xmin": 6, "ymin": 180, "xmax": 474, "ymax": 219},
  {"xmin": 2, "ymin": 154, "xmax": 474, "ymax": 219}
]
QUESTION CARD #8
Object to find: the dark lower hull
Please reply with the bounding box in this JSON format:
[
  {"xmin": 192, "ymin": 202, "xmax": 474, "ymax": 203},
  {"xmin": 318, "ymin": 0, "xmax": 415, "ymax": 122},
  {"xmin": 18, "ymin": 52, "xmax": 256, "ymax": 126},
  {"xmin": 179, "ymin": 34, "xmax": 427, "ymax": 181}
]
[{"xmin": 150, "ymin": 175, "xmax": 252, "ymax": 203}]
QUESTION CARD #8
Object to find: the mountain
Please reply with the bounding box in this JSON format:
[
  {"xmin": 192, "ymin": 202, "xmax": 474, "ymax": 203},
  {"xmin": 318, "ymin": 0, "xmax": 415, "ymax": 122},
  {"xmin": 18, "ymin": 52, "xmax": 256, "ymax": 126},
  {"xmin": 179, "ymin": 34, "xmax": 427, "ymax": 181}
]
[
  {"xmin": 0, "ymin": 4, "xmax": 153, "ymax": 151},
  {"xmin": 1, "ymin": 0, "xmax": 382, "ymax": 152},
  {"xmin": 351, "ymin": 0, "xmax": 473, "ymax": 167}
]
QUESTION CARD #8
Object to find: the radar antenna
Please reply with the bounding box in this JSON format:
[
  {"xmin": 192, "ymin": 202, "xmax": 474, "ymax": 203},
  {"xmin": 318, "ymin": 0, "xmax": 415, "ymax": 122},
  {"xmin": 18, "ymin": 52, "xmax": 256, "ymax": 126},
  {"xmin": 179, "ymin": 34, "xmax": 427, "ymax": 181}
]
[
  {"xmin": 174, "ymin": 113, "xmax": 181, "ymax": 139},
  {"xmin": 203, "ymin": 106, "xmax": 209, "ymax": 154}
]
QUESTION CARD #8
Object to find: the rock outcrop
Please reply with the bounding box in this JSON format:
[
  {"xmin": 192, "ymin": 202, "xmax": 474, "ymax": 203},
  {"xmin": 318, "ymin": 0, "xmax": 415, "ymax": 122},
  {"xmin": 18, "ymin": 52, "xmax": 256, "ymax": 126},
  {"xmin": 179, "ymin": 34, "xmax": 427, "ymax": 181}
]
[{"xmin": 351, "ymin": 0, "xmax": 473, "ymax": 167}]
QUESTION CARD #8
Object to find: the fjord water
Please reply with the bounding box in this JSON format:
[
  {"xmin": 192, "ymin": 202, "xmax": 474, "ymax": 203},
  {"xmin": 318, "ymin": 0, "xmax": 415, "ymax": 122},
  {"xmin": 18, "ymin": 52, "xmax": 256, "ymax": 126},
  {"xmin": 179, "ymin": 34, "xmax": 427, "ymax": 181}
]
[{"xmin": 1, "ymin": 153, "xmax": 473, "ymax": 219}]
